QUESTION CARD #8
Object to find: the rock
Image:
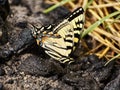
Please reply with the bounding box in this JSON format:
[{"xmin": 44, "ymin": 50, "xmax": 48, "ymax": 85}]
[
  {"xmin": 62, "ymin": 71, "xmax": 100, "ymax": 90},
  {"xmin": 0, "ymin": 47, "xmax": 13, "ymax": 62},
  {"xmin": 63, "ymin": 55, "xmax": 114, "ymax": 89},
  {"xmin": 10, "ymin": 29, "xmax": 34, "ymax": 54},
  {"xmin": 0, "ymin": 67, "xmax": 5, "ymax": 76},
  {"xmin": 0, "ymin": 29, "xmax": 34, "ymax": 62},
  {"xmin": 18, "ymin": 54, "xmax": 64, "ymax": 76},
  {"xmin": 80, "ymin": 55, "xmax": 114, "ymax": 82},
  {"xmin": 104, "ymin": 74, "xmax": 120, "ymax": 90},
  {"xmin": 0, "ymin": 24, "xmax": 9, "ymax": 45}
]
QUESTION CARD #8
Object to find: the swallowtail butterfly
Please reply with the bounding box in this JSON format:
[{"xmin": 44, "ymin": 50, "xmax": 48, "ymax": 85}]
[{"xmin": 30, "ymin": 7, "xmax": 84, "ymax": 64}]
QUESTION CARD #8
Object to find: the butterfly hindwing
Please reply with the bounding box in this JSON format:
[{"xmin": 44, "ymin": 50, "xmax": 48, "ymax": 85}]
[{"xmin": 67, "ymin": 7, "xmax": 84, "ymax": 50}]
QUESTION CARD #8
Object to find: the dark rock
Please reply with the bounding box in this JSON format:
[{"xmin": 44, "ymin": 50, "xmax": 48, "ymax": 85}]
[
  {"xmin": 80, "ymin": 54, "xmax": 100, "ymax": 70},
  {"xmin": 0, "ymin": 67, "xmax": 5, "ymax": 76},
  {"xmin": 0, "ymin": 47, "xmax": 13, "ymax": 62},
  {"xmin": 0, "ymin": 25, "xmax": 8, "ymax": 45},
  {"xmin": 62, "ymin": 71, "xmax": 100, "ymax": 90},
  {"xmin": 6, "ymin": 79, "xmax": 14, "ymax": 84},
  {"xmin": 65, "ymin": 63, "xmax": 82, "ymax": 73},
  {"xmin": 0, "ymin": 0, "xmax": 10, "ymax": 21},
  {"xmin": 63, "ymin": 55, "xmax": 114, "ymax": 89},
  {"xmin": 0, "ymin": 28, "xmax": 34, "ymax": 62},
  {"xmin": 14, "ymin": 21, "xmax": 27, "ymax": 29},
  {"xmin": 104, "ymin": 73, "xmax": 120, "ymax": 90},
  {"xmin": 80, "ymin": 55, "xmax": 114, "ymax": 82},
  {"xmin": 109, "ymin": 65, "xmax": 120, "ymax": 81},
  {"xmin": 18, "ymin": 55, "xmax": 64, "ymax": 76},
  {"xmin": 11, "ymin": 29, "xmax": 35, "ymax": 54},
  {"xmin": 89, "ymin": 61, "xmax": 113, "ymax": 82},
  {"xmin": 0, "ymin": 83, "xmax": 3, "ymax": 90}
]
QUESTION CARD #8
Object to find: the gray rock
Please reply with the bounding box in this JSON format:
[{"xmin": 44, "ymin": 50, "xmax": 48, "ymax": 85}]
[{"xmin": 18, "ymin": 55, "xmax": 64, "ymax": 76}]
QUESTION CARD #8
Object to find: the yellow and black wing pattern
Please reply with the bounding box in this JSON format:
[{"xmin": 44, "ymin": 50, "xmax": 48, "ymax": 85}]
[{"xmin": 31, "ymin": 7, "xmax": 84, "ymax": 64}]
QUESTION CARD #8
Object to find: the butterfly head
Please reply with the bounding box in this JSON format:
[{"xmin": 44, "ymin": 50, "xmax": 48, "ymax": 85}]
[
  {"xmin": 29, "ymin": 23, "xmax": 55, "ymax": 46},
  {"xmin": 28, "ymin": 24, "xmax": 45, "ymax": 44}
]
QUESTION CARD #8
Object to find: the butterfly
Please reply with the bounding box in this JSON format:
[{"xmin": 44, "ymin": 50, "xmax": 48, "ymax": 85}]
[{"xmin": 30, "ymin": 7, "xmax": 84, "ymax": 64}]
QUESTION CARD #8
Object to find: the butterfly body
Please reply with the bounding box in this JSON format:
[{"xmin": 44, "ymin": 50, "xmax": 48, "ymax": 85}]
[{"xmin": 31, "ymin": 7, "xmax": 84, "ymax": 64}]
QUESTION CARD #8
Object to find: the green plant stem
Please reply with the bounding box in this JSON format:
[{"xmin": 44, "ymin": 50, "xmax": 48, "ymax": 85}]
[{"xmin": 104, "ymin": 54, "xmax": 120, "ymax": 66}]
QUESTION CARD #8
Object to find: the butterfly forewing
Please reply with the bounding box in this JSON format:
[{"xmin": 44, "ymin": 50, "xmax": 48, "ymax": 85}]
[{"xmin": 52, "ymin": 7, "xmax": 84, "ymax": 55}]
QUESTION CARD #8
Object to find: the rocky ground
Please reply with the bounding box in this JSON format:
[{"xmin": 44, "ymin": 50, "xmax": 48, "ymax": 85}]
[{"xmin": 0, "ymin": 0, "xmax": 120, "ymax": 90}]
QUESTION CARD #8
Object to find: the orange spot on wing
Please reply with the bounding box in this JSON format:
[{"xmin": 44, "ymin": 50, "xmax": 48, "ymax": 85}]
[
  {"xmin": 36, "ymin": 36, "xmax": 49, "ymax": 45},
  {"xmin": 41, "ymin": 36, "xmax": 49, "ymax": 43}
]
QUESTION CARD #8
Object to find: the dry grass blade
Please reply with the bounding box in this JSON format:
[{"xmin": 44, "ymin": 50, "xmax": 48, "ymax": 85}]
[{"xmin": 85, "ymin": 0, "xmax": 120, "ymax": 64}]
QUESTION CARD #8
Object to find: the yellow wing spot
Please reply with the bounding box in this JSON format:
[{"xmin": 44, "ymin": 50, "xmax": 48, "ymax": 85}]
[{"xmin": 74, "ymin": 38, "xmax": 79, "ymax": 43}]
